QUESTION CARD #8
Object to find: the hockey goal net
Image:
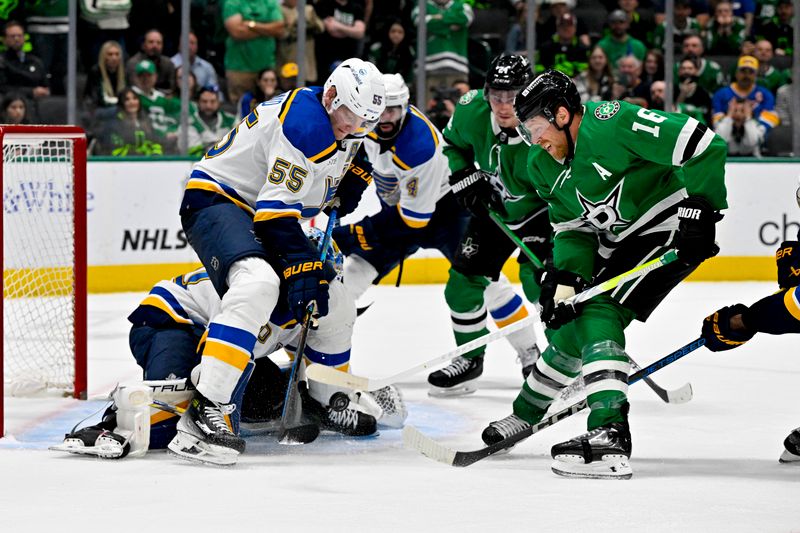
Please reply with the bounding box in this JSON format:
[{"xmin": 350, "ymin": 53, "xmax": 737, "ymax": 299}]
[{"xmin": 1, "ymin": 126, "xmax": 87, "ymax": 437}]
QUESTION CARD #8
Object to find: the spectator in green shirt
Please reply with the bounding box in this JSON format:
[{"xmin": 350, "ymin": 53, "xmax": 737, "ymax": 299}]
[
  {"xmin": 222, "ymin": 0, "xmax": 285, "ymax": 104},
  {"xmin": 703, "ymin": 1, "xmax": 746, "ymax": 55},
  {"xmin": 597, "ymin": 9, "xmax": 647, "ymax": 71}
]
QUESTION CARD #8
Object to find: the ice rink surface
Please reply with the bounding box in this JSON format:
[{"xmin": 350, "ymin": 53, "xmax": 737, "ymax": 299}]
[{"xmin": 1, "ymin": 282, "xmax": 798, "ymax": 532}]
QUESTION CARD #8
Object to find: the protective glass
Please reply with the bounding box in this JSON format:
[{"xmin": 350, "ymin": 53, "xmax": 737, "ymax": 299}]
[
  {"xmin": 486, "ymin": 89, "xmax": 517, "ymax": 105},
  {"xmin": 516, "ymin": 115, "xmax": 551, "ymax": 146},
  {"xmin": 333, "ymin": 104, "xmax": 379, "ymax": 138},
  {"xmin": 379, "ymin": 106, "xmax": 404, "ymax": 124}
]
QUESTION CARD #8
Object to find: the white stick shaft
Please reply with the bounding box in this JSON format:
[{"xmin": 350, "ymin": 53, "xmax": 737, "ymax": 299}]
[{"xmin": 306, "ymin": 316, "xmax": 535, "ymax": 390}]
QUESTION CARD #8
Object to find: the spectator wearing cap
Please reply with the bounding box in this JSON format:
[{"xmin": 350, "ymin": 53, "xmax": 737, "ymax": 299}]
[
  {"xmin": 126, "ymin": 29, "xmax": 177, "ymax": 96},
  {"xmin": 279, "ymin": 61, "xmax": 299, "ymax": 91},
  {"xmin": 132, "ymin": 59, "xmax": 181, "ymax": 142},
  {"xmin": 617, "ymin": 0, "xmax": 656, "ymax": 46},
  {"xmin": 536, "ymin": 0, "xmax": 590, "ymax": 48},
  {"xmin": 538, "ymin": 12, "xmax": 588, "ymax": 77},
  {"xmin": 753, "ymin": 0, "xmax": 794, "ymax": 56},
  {"xmin": 185, "ymin": 86, "xmax": 236, "ymax": 158},
  {"xmin": 597, "ymin": 9, "xmax": 647, "ymax": 69},
  {"xmin": 315, "ymin": 0, "xmax": 367, "ymax": 82},
  {"xmin": 223, "ymin": 0, "xmax": 285, "ymax": 104},
  {"xmin": 277, "ymin": 0, "xmax": 325, "ymax": 84},
  {"xmin": 651, "ymin": 0, "xmax": 702, "ymax": 55},
  {"xmin": 0, "ymin": 21, "xmax": 49, "ymax": 101},
  {"xmin": 678, "ymin": 34, "xmax": 725, "ymax": 94},
  {"xmin": 712, "ymin": 55, "xmax": 779, "ymax": 137},
  {"xmin": 703, "ymin": 1, "xmax": 747, "ymax": 55},
  {"xmin": 171, "ymin": 31, "xmax": 220, "ymax": 98}
]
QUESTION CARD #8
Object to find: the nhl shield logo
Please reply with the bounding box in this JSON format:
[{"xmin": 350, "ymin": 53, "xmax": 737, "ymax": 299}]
[{"xmin": 594, "ymin": 101, "xmax": 620, "ymax": 120}]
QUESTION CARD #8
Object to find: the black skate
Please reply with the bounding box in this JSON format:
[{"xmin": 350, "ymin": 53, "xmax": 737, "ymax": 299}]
[
  {"xmin": 50, "ymin": 416, "xmax": 129, "ymax": 459},
  {"xmin": 780, "ymin": 427, "xmax": 800, "ymax": 464},
  {"xmin": 305, "ymin": 391, "xmax": 377, "ymax": 437},
  {"xmin": 427, "ymin": 355, "xmax": 484, "ymax": 397},
  {"xmin": 481, "ymin": 413, "xmax": 531, "ymax": 449},
  {"xmin": 168, "ymin": 394, "xmax": 245, "ymax": 466},
  {"xmin": 551, "ymin": 422, "xmax": 633, "ymax": 480},
  {"xmin": 517, "ymin": 345, "xmax": 540, "ymax": 379}
]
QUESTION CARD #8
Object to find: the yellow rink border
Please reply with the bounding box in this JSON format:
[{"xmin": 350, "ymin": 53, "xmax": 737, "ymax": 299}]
[{"xmin": 85, "ymin": 256, "xmax": 777, "ymax": 294}]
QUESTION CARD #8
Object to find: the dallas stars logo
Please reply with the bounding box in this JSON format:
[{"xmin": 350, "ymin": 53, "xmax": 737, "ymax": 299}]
[
  {"xmin": 594, "ymin": 101, "xmax": 620, "ymax": 120},
  {"xmin": 576, "ymin": 180, "xmax": 630, "ymax": 232}
]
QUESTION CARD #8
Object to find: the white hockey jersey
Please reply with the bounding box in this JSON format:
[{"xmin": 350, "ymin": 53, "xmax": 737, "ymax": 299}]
[
  {"xmin": 128, "ymin": 267, "xmax": 355, "ymax": 370},
  {"xmin": 362, "ymin": 105, "xmax": 451, "ymax": 228},
  {"xmin": 186, "ymin": 87, "xmax": 362, "ymax": 222}
]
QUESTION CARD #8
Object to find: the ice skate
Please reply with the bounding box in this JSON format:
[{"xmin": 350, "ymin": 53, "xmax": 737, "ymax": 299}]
[
  {"xmin": 50, "ymin": 418, "xmax": 129, "ymax": 459},
  {"xmin": 427, "ymin": 356, "xmax": 484, "ymax": 397},
  {"xmin": 551, "ymin": 422, "xmax": 633, "ymax": 480},
  {"xmin": 304, "ymin": 390, "xmax": 377, "ymax": 437},
  {"xmin": 481, "ymin": 413, "xmax": 531, "ymax": 451},
  {"xmin": 779, "ymin": 427, "xmax": 800, "ymax": 464},
  {"xmin": 168, "ymin": 394, "xmax": 245, "ymax": 466},
  {"xmin": 517, "ymin": 345, "xmax": 540, "ymax": 379}
]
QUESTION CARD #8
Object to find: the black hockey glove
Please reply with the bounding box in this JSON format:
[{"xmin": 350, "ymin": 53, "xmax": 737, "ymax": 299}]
[
  {"xmin": 538, "ymin": 266, "xmax": 587, "ymax": 330},
  {"xmin": 776, "ymin": 240, "xmax": 800, "ymax": 289},
  {"xmin": 282, "ymin": 256, "xmax": 333, "ymax": 323},
  {"xmin": 328, "ymin": 159, "xmax": 373, "ymax": 218},
  {"xmin": 701, "ymin": 304, "xmax": 755, "ymax": 352},
  {"xmin": 675, "ymin": 196, "xmax": 722, "ymax": 265},
  {"xmin": 449, "ymin": 167, "xmax": 504, "ymax": 217}
]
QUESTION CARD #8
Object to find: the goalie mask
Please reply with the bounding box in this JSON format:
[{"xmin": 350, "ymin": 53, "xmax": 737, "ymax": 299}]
[
  {"xmin": 376, "ymin": 73, "xmax": 410, "ymax": 141},
  {"xmin": 324, "ymin": 58, "xmax": 386, "ymax": 138},
  {"xmin": 304, "ymin": 226, "xmax": 344, "ymax": 280}
]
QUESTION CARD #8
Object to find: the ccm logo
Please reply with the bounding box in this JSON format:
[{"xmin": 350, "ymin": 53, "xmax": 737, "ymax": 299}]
[{"xmin": 677, "ymin": 207, "xmax": 701, "ymax": 220}]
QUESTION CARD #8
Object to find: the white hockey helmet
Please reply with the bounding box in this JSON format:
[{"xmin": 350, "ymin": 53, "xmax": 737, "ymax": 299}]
[
  {"xmin": 324, "ymin": 58, "xmax": 386, "ymax": 137},
  {"xmin": 376, "ymin": 73, "xmax": 409, "ymax": 140}
]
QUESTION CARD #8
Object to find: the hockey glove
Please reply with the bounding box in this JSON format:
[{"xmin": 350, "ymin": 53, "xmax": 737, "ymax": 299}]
[
  {"xmin": 328, "ymin": 159, "xmax": 373, "ymax": 218},
  {"xmin": 449, "ymin": 167, "xmax": 504, "ymax": 217},
  {"xmin": 538, "ymin": 266, "xmax": 587, "ymax": 330},
  {"xmin": 675, "ymin": 196, "xmax": 722, "ymax": 265},
  {"xmin": 701, "ymin": 303, "xmax": 755, "ymax": 352},
  {"xmin": 776, "ymin": 241, "xmax": 800, "ymax": 289},
  {"xmin": 333, "ymin": 218, "xmax": 379, "ymax": 255},
  {"xmin": 282, "ymin": 258, "xmax": 331, "ymax": 323}
]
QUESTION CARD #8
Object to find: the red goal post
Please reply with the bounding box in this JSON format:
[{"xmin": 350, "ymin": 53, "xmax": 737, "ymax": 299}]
[{"xmin": 0, "ymin": 125, "xmax": 87, "ymax": 437}]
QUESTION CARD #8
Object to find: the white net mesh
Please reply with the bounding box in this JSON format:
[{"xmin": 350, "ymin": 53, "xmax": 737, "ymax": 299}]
[{"xmin": 3, "ymin": 137, "xmax": 77, "ymax": 395}]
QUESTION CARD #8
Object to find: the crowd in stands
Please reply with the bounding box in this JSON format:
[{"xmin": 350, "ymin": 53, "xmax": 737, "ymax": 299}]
[{"xmin": 0, "ymin": 0, "xmax": 794, "ymax": 157}]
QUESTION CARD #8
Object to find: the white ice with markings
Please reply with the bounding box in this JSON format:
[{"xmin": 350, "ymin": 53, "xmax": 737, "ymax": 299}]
[{"xmin": 1, "ymin": 282, "xmax": 798, "ymax": 531}]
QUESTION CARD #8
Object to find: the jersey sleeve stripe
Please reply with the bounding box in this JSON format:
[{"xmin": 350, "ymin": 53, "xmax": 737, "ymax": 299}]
[
  {"xmin": 300, "ymin": 344, "xmax": 351, "ymax": 369},
  {"xmin": 309, "ymin": 140, "xmax": 338, "ymax": 163},
  {"xmin": 760, "ymin": 110, "xmax": 780, "ymax": 128},
  {"xmin": 202, "ymin": 340, "xmax": 252, "ymax": 371},
  {"xmin": 278, "ymin": 88, "xmax": 301, "ymax": 124},
  {"xmin": 397, "ymin": 204, "xmax": 432, "ymax": 228},
  {"xmin": 672, "ymin": 118, "xmax": 715, "ymax": 166},
  {"xmin": 783, "ymin": 288, "xmax": 800, "ymax": 321},
  {"xmin": 187, "ymin": 170, "xmax": 255, "ymax": 214},
  {"xmin": 254, "ymin": 199, "xmax": 303, "ymax": 222},
  {"xmin": 140, "ymin": 294, "xmax": 194, "ymax": 325}
]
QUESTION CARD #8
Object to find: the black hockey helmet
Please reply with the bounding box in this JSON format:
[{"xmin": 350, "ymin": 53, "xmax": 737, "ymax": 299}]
[
  {"xmin": 483, "ymin": 54, "xmax": 534, "ymax": 101},
  {"xmin": 514, "ymin": 69, "xmax": 582, "ymax": 164},
  {"xmin": 514, "ymin": 68, "xmax": 581, "ymax": 125}
]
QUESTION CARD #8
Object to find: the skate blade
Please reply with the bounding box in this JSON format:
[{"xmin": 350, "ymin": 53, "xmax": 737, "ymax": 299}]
[
  {"xmin": 551, "ymin": 455, "xmax": 632, "ymax": 480},
  {"xmin": 167, "ymin": 431, "xmax": 239, "ymax": 467},
  {"xmin": 49, "ymin": 440, "xmax": 124, "ymax": 459},
  {"xmin": 427, "ymin": 382, "xmax": 478, "ymax": 398},
  {"xmin": 779, "ymin": 450, "xmax": 800, "ymax": 464},
  {"xmin": 279, "ymin": 424, "xmax": 320, "ymax": 445}
]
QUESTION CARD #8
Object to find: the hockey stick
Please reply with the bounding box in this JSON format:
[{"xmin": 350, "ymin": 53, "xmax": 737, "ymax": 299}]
[
  {"xmin": 629, "ymin": 357, "xmax": 693, "ymax": 404},
  {"xmin": 278, "ymin": 201, "xmax": 341, "ymax": 445},
  {"xmin": 307, "ymin": 251, "xmax": 678, "ymax": 390},
  {"xmin": 307, "ymin": 316, "xmax": 535, "ymax": 390},
  {"xmin": 402, "ymin": 337, "xmax": 706, "ymax": 467},
  {"xmin": 487, "ymin": 210, "xmax": 545, "ymax": 269}
]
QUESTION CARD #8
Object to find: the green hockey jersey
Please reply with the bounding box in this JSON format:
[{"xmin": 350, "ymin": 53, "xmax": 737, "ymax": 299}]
[
  {"xmin": 443, "ymin": 88, "xmax": 547, "ymax": 222},
  {"xmin": 527, "ymin": 100, "xmax": 728, "ymax": 281}
]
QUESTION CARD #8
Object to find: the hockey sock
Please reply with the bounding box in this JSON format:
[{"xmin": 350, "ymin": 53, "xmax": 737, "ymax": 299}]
[
  {"xmin": 513, "ymin": 344, "xmax": 581, "ymax": 423},
  {"xmin": 445, "ymin": 269, "xmax": 492, "ymax": 359},
  {"xmin": 581, "ymin": 341, "xmax": 631, "ymax": 430}
]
